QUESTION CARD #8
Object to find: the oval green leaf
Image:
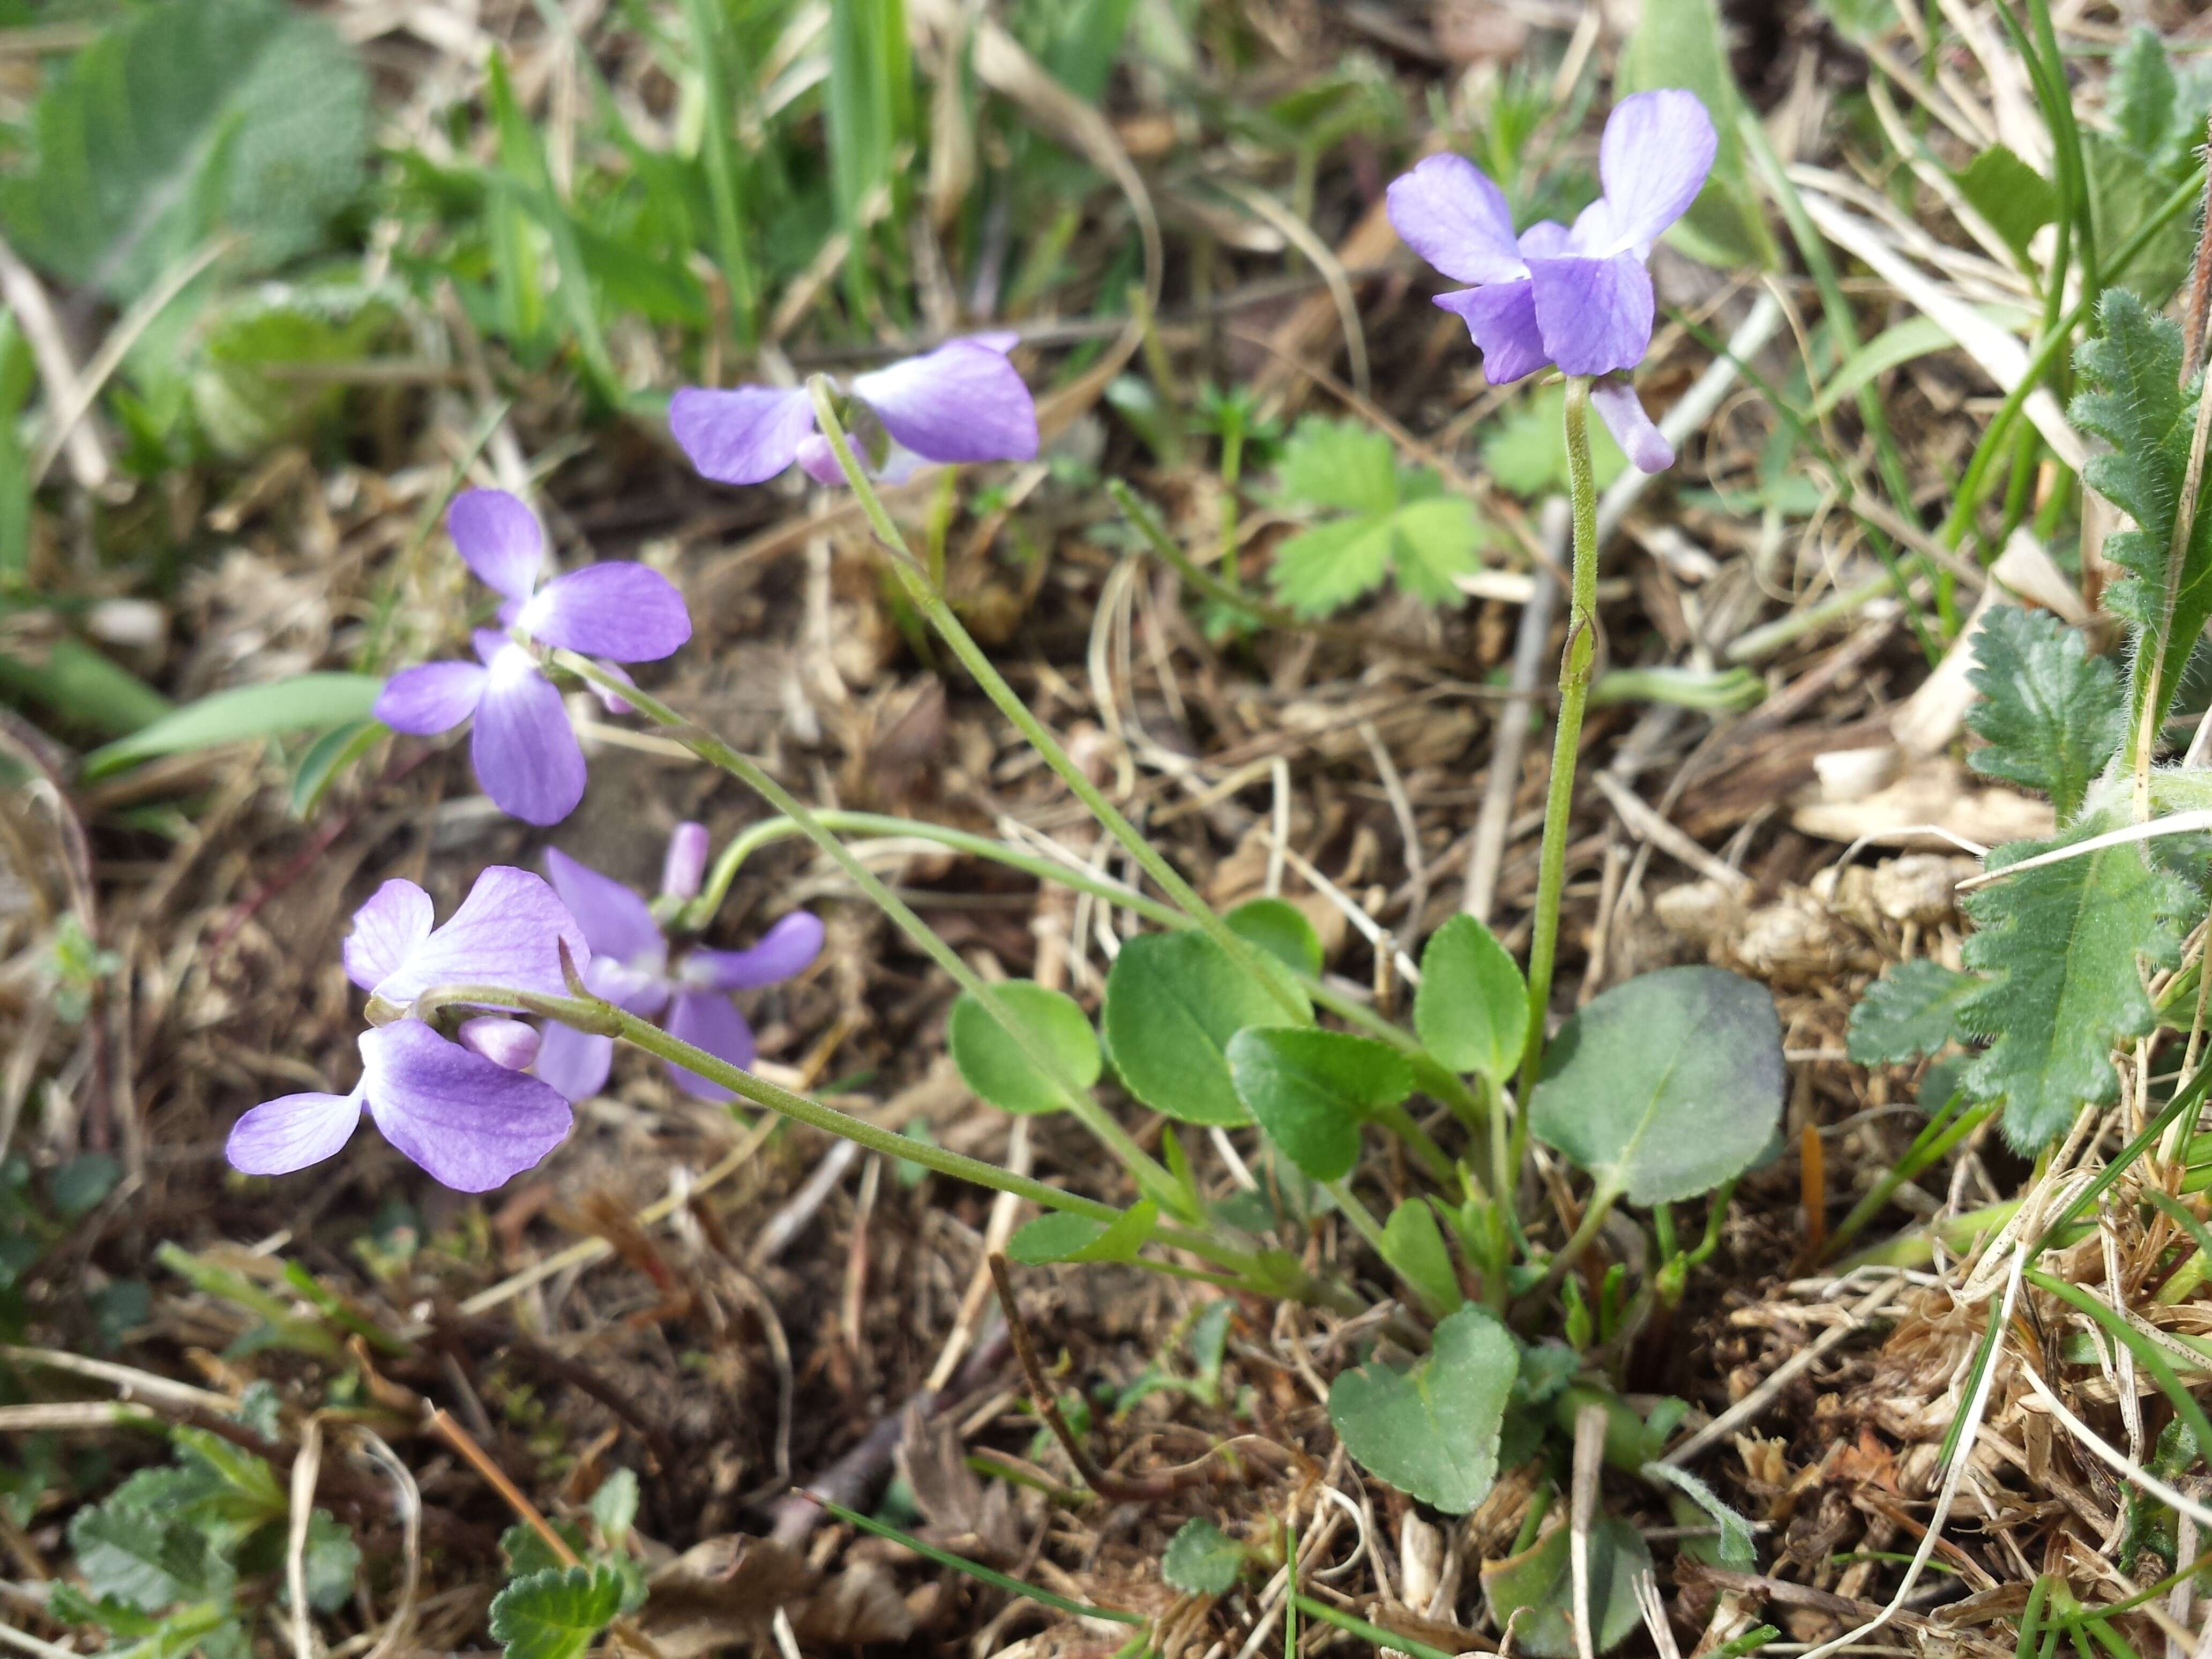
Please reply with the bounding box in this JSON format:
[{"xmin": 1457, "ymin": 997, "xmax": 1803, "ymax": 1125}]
[
  {"xmin": 83, "ymin": 672, "xmax": 386, "ymax": 779},
  {"xmin": 1227, "ymin": 896, "xmax": 1324, "ymax": 977},
  {"xmin": 1481, "ymin": 1516, "xmax": 1652, "ymax": 1658},
  {"xmin": 949, "ymin": 981, "xmax": 1101, "ymax": 1116},
  {"xmin": 1528, "ymin": 965, "xmax": 1784, "ymax": 1206},
  {"xmin": 1161, "ymin": 1517, "xmax": 1244, "ymax": 1595},
  {"xmin": 1006, "ymin": 1201, "xmax": 1159, "ymax": 1265},
  {"xmin": 1102, "ymin": 931, "xmax": 1306, "ymax": 1126},
  {"xmin": 1326, "ymin": 1305, "xmax": 1517, "ymax": 1514},
  {"xmin": 1380, "ymin": 1198, "xmax": 1463, "ymax": 1318},
  {"xmin": 1226, "ymin": 1027, "xmax": 1411, "ymax": 1183},
  {"xmin": 1414, "ymin": 914, "xmax": 1528, "ymax": 1084}
]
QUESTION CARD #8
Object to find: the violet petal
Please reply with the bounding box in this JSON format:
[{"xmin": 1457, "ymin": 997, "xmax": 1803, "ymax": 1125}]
[
  {"xmin": 794, "ymin": 432, "xmax": 847, "ymax": 485},
  {"xmin": 661, "ymin": 823, "xmax": 710, "ymax": 901},
  {"xmin": 1434, "ymin": 282, "xmax": 1550, "ymax": 385},
  {"xmin": 670, "ymin": 386, "xmax": 817, "ymax": 485},
  {"xmin": 361, "ymin": 1019, "xmax": 572, "ymax": 1192},
  {"xmin": 587, "ymin": 660, "xmax": 636, "ymax": 716},
  {"xmin": 458, "ymin": 1016, "xmax": 543, "ymax": 1072},
  {"xmin": 470, "ymin": 646, "xmax": 586, "ymax": 826},
  {"xmin": 226, "ymin": 1088, "xmax": 363, "ymax": 1176},
  {"xmin": 450, "ymin": 489, "xmax": 545, "ymax": 602},
  {"xmin": 662, "ymin": 991, "xmax": 756, "ymax": 1101},
  {"xmin": 343, "ymin": 879, "xmax": 435, "ymax": 993},
  {"xmin": 373, "ymin": 865, "xmax": 590, "ymax": 1007},
  {"xmin": 850, "ymin": 340, "xmax": 1039, "ymax": 465},
  {"xmin": 533, "ymin": 1021, "xmax": 616, "ymax": 1103},
  {"xmin": 1589, "ymin": 377, "xmax": 1676, "ymax": 473},
  {"xmin": 517, "ymin": 563, "xmax": 692, "ymax": 662},
  {"xmin": 1385, "ymin": 153, "xmax": 1527, "ymax": 285},
  {"xmin": 374, "ymin": 661, "xmax": 487, "ymax": 735},
  {"xmin": 544, "ymin": 847, "xmax": 663, "ymax": 964},
  {"xmin": 1595, "ymin": 89, "xmax": 1717, "ymax": 255},
  {"xmin": 1527, "ymin": 252, "xmax": 1655, "ymax": 377},
  {"xmin": 683, "ymin": 911, "xmax": 825, "ymax": 991}
]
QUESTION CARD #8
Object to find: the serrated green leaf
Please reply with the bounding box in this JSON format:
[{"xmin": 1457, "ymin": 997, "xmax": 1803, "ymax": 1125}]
[
  {"xmin": 1529, "ymin": 967, "xmax": 1784, "ymax": 1205},
  {"xmin": 1161, "ymin": 1516, "xmax": 1244, "ymax": 1594},
  {"xmin": 500, "ymin": 1520, "xmax": 591, "ymax": 1580},
  {"xmin": 1227, "ymin": 897, "xmax": 1324, "ymax": 977},
  {"xmin": 1275, "ymin": 417, "xmax": 1398, "ymax": 515},
  {"xmin": 290, "ymin": 1511, "xmax": 361, "ymax": 1613},
  {"xmin": 1327, "ymin": 1306, "xmax": 1517, "ymax": 1513},
  {"xmin": 83, "ymin": 674, "xmax": 387, "ymax": 779},
  {"xmin": 1226, "ymin": 1027, "xmax": 1411, "ymax": 1182},
  {"xmin": 1966, "ymin": 607, "xmax": 2125, "ymax": 821},
  {"xmin": 1481, "ymin": 1518, "xmax": 1652, "ymax": 1658},
  {"xmin": 0, "ymin": 0, "xmax": 369, "ymax": 301},
  {"xmin": 69, "ymin": 1498, "xmax": 230, "ymax": 1612},
  {"xmin": 1415, "ymin": 914, "xmax": 1528, "ymax": 1086},
  {"xmin": 1269, "ymin": 515, "xmax": 1398, "ymax": 618},
  {"xmin": 1006, "ymin": 1201, "xmax": 1159, "ymax": 1265},
  {"xmin": 488, "ymin": 1565, "xmax": 628, "ymax": 1659},
  {"xmin": 2110, "ymin": 27, "xmax": 2177, "ymax": 157},
  {"xmin": 1388, "ymin": 495, "xmax": 1487, "ymax": 604},
  {"xmin": 1380, "ymin": 1198, "xmax": 1464, "ymax": 1318},
  {"xmin": 2086, "ymin": 137, "xmax": 2199, "ymax": 305},
  {"xmin": 948, "ymin": 981, "xmax": 1101, "ymax": 1116},
  {"xmin": 1102, "ymin": 931, "xmax": 1304, "ymax": 1125},
  {"xmin": 190, "ymin": 282, "xmax": 398, "ymax": 460},
  {"xmin": 1959, "ymin": 814, "xmax": 2198, "ymax": 1150},
  {"xmin": 1951, "ymin": 146, "xmax": 2056, "ymax": 263},
  {"xmin": 2070, "ymin": 291, "xmax": 2212, "ymax": 739},
  {"xmin": 1481, "ymin": 385, "xmax": 1629, "ymax": 498},
  {"xmin": 1846, "ymin": 960, "xmax": 1977, "ymax": 1065}
]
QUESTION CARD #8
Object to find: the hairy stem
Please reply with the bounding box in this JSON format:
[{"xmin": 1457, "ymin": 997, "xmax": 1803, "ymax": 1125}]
[
  {"xmin": 806, "ymin": 377, "xmax": 1307, "ymax": 1026},
  {"xmin": 1518, "ymin": 377, "xmax": 1601, "ymax": 1101}
]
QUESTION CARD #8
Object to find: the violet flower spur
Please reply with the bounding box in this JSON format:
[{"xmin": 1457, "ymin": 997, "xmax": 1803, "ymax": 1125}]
[
  {"xmin": 225, "ymin": 868, "xmax": 591, "ymax": 1192},
  {"xmin": 668, "ymin": 334, "xmax": 1039, "ymax": 488},
  {"xmin": 373, "ymin": 489, "xmax": 693, "ymax": 826},
  {"xmin": 535, "ymin": 826, "xmax": 825, "ymax": 1105},
  {"xmin": 1385, "ymin": 88, "xmax": 1717, "ymax": 472}
]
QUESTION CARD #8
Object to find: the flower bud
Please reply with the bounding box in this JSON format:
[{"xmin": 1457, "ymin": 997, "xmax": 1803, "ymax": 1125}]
[
  {"xmin": 457, "ymin": 1016, "xmax": 543, "ymax": 1073},
  {"xmin": 662, "ymin": 821, "xmax": 710, "ymax": 901}
]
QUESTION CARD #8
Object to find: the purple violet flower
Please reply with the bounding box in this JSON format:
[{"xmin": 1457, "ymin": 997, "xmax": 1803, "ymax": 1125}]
[
  {"xmin": 226, "ymin": 869, "xmax": 590, "ymax": 1192},
  {"xmin": 373, "ymin": 490, "xmax": 693, "ymax": 826},
  {"xmin": 668, "ymin": 334, "xmax": 1039, "ymax": 488},
  {"xmin": 535, "ymin": 827, "xmax": 825, "ymax": 1104},
  {"xmin": 1385, "ymin": 89, "xmax": 1717, "ymax": 472}
]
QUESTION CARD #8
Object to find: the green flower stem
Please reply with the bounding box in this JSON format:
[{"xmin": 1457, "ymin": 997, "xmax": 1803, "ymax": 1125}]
[
  {"xmin": 1326, "ymin": 1177, "xmax": 1396, "ymax": 1266},
  {"xmin": 1516, "ymin": 377, "xmax": 1601, "ymax": 1103},
  {"xmin": 684, "ymin": 809, "xmax": 1188, "ymax": 937},
  {"xmin": 549, "ymin": 650, "xmax": 1186, "ymax": 1218},
  {"xmin": 805, "ymin": 377, "xmax": 1307, "ymax": 1027},
  {"xmin": 684, "ymin": 802, "xmax": 1494, "ymax": 1200}
]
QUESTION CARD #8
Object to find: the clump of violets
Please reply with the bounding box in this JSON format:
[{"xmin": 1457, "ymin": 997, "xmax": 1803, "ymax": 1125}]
[
  {"xmin": 669, "ymin": 334, "xmax": 1038, "ymax": 488},
  {"xmin": 374, "ymin": 490, "xmax": 692, "ymax": 826},
  {"xmin": 1385, "ymin": 88, "xmax": 1717, "ymax": 472},
  {"xmin": 226, "ymin": 869, "xmax": 589, "ymax": 1192},
  {"xmin": 535, "ymin": 824, "xmax": 825, "ymax": 1104}
]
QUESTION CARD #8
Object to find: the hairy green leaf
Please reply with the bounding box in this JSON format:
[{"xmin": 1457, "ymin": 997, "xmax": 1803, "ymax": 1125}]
[
  {"xmin": 488, "ymin": 1565, "xmax": 628, "ymax": 1659},
  {"xmin": 0, "ymin": 0, "xmax": 369, "ymax": 300},
  {"xmin": 1226, "ymin": 1027, "xmax": 1411, "ymax": 1183},
  {"xmin": 69, "ymin": 1497, "xmax": 231, "ymax": 1612},
  {"xmin": 1102, "ymin": 931, "xmax": 1303, "ymax": 1126},
  {"xmin": 1528, "ymin": 967, "xmax": 1785, "ymax": 1204},
  {"xmin": 1957, "ymin": 813, "xmax": 2198, "ymax": 1150},
  {"xmin": 1415, "ymin": 913, "xmax": 1528, "ymax": 1086},
  {"xmin": 1482, "ymin": 1518, "xmax": 1653, "ymax": 1658},
  {"xmin": 1267, "ymin": 417, "xmax": 1489, "ymax": 616},
  {"xmin": 948, "ymin": 981, "xmax": 1101, "ymax": 1116},
  {"xmin": 1161, "ymin": 1518, "xmax": 1244, "ymax": 1594},
  {"xmin": 1328, "ymin": 1306, "xmax": 1517, "ymax": 1513},
  {"xmin": 1276, "ymin": 417, "xmax": 1398, "ymax": 515},
  {"xmin": 2110, "ymin": 27, "xmax": 2178, "ymax": 158},
  {"xmin": 1966, "ymin": 607, "xmax": 2125, "ymax": 821},
  {"xmin": 2072, "ymin": 292, "xmax": 2212, "ymax": 737},
  {"xmin": 1845, "ymin": 959, "xmax": 1977, "ymax": 1066}
]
